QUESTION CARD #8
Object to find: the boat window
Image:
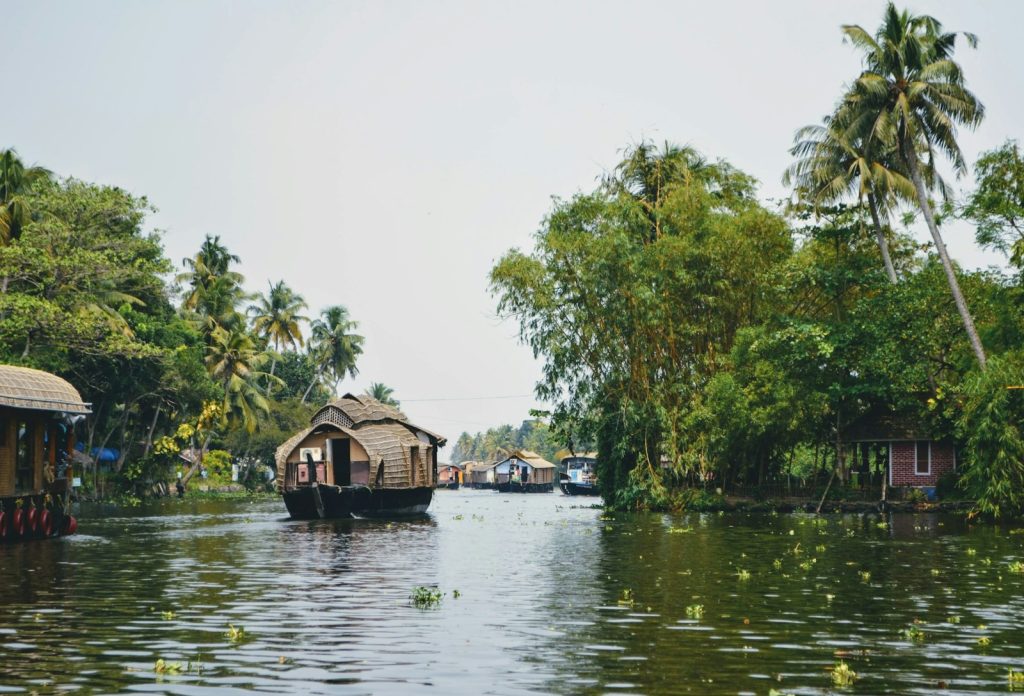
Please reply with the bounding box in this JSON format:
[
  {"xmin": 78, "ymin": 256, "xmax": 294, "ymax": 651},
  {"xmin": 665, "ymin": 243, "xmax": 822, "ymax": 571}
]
[
  {"xmin": 915, "ymin": 441, "xmax": 930, "ymax": 474},
  {"xmin": 16, "ymin": 421, "xmax": 33, "ymax": 491}
]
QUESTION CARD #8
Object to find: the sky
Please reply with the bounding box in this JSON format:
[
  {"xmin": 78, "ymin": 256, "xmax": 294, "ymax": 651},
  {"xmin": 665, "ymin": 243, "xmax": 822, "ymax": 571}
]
[{"xmin": 4, "ymin": 0, "xmax": 1023, "ymax": 448}]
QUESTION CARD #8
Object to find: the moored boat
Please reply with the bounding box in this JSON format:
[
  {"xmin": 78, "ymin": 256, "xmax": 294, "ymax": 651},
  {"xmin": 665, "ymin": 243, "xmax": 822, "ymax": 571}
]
[
  {"xmin": 493, "ymin": 450, "xmax": 556, "ymax": 493},
  {"xmin": 436, "ymin": 463, "xmax": 463, "ymax": 490},
  {"xmin": 559, "ymin": 453, "xmax": 600, "ymax": 496},
  {"xmin": 0, "ymin": 365, "xmax": 89, "ymax": 543},
  {"xmin": 276, "ymin": 393, "xmax": 446, "ymax": 519}
]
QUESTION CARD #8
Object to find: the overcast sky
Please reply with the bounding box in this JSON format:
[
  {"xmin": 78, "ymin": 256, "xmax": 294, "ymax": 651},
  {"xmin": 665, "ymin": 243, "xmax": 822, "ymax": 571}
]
[{"xmin": 5, "ymin": 1, "xmax": 1023, "ymax": 448}]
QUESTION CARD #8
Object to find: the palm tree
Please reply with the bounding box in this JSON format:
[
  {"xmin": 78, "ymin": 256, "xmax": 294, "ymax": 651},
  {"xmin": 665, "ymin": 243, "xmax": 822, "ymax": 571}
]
[
  {"xmin": 303, "ymin": 305, "xmax": 364, "ymax": 402},
  {"xmin": 367, "ymin": 382, "xmax": 399, "ymax": 407},
  {"xmin": 249, "ymin": 280, "xmax": 308, "ymax": 384},
  {"xmin": 0, "ymin": 149, "xmax": 52, "ymax": 293},
  {"xmin": 178, "ymin": 235, "xmax": 248, "ymax": 331},
  {"xmin": 205, "ymin": 324, "xmax": 280, "ymax": 432},
  {"xmin": 838, "ymin": 3, "xmax": 986, "ymax": 366}
]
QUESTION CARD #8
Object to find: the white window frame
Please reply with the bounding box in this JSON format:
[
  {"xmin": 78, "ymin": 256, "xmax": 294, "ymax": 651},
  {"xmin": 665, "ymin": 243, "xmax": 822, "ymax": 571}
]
[{"xmin": 914, "ymin": 440, "xmax": 931, "ymax": 476}]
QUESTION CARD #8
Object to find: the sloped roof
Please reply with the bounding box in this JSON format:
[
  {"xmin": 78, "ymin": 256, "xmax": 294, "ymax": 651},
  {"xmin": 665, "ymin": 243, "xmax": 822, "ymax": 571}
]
[
  {"xmin": 499, "ymin": 449, "xmax": 556, "ymax": 469},
  {"xmin": 0, "ymin": 365, "xmax": 91, "ymax": 414},
  {"xmin": 312, "ymin": 393, "xmax": 447, "ymax": 446}
]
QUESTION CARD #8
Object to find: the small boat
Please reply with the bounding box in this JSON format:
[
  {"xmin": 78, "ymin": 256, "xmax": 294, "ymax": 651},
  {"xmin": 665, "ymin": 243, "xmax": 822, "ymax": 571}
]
[
  {"xmin": 494, "ymin": 450, "xmax": 556, "ymax": 493},
  {"xmin": 0, "ymin": 365, "xmax": 89, "ymax": 543},
  {"xmin": 276, "ymin": 393, "xmax": 446, "ymax": 519},
  {"xmin": 559, "ymin": 453, "xmax": 600, "ymax": 496},
  {"xmin": 436, "ymin": 463, "xmax": 463, "ymax": 490}
]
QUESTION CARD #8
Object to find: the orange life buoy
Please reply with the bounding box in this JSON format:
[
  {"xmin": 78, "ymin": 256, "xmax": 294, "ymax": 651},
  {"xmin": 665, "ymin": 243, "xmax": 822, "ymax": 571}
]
[
  {"xmin": 11, "ymin": 509, "xmax": 24, "ymax": 537},
  {"xmin": 26, "ymin": 506, "xmax": 37, "ymax": 533},
  {"xmin": 38, "ymin": 509, "xmax": 52, "ymax": 537},
  {"xmin": 64, "ymin": 515, "xmax": 77, "ymax": 536}
]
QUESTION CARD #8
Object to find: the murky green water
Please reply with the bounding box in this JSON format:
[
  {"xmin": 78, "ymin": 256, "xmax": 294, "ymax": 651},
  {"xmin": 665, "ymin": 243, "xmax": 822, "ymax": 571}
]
[{"xmin": 2, "ymin": 491, "xmax": 1024, "ymax": 694}]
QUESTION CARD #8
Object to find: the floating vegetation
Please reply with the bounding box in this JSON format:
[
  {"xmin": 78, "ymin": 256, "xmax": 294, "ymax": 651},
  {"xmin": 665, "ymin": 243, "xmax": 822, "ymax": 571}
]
[
  {"xmin": 799, "ymin": 558, "xmax": 816, "ymax": 572},
  {"xmin": 859, "ymin": 570, "xmax": 872, "ymax": 582},
  {"xmin": 901, "ymin": 623, "xmax": 925, "ymax": 642},
  {"xmin": 876, "ymin": 521, "xmax": 889, "ymax": 530},
  {"xmin": 410, "ymin": 586, "xmax": 443, "ymax": 608},
  {"xmin": 947, "ymin": 615, "xmax": 961, "ymax": 624},
  {"xmin": 618, "ymin": 588, "xmax": 636, "ymax": 607},
  {"xmin": 930, "ymin": 568, "xmax": 941, "ymax": 576},
  {"xmin": 978, "ymin": 635, "xmax": 992, "ymax": 647},
  {"xmin": 154, "ymin": 659, "xmax": 182, "ymax": 674},
  {"xmin": 452, "ymin": 514, "xmax": 464, "ymax": 521},
  {"xmin": 226, "ymin": 624, "xmax": 246, "ymax": 642},
  {"xmin": 1009, "ymin": 561, "xmax": 1024, "ymax": 574},
  {"xmin": 685, "ymin": 604, "xmax": 704, "ymax": 619},
  {"xmin": 966, "ymin": 547, "xmax": 977, "ymax": 556},
  {"xmin": 160, "ymin": 611, "xmax": 175, "ymax": 621},
  {"xmin": 772, "ymin": 558, "xmax": 783, "ymax": 571},
  {"xmin": 667, "ymin": 526, "xmax": 693, "ymax": 534},
  {"xmin": 831, "ymin": 660, "xmax": 857, "ymax": 686},
  {"xmin": 736, "ymin": 569, "xmax": 752, "ymax": 581},
  {"xmin": 815, "ymin": 544, "xmax": 827, "ymax": 553},
  {"xmin": 1009, "ymin": 669, "xmax": 1024, "ymax": 685}
]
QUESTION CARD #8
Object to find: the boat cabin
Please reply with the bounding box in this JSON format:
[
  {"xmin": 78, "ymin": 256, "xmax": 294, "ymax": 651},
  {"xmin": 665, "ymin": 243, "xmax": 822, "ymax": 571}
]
[
  {"xmin": 437, "ymin": 463, "xmax": 463, "ymax": 485},
  {"xmin": 562, "ymin": 453, "xmax": 597, "ymax": 486},
  {"xmin": 467, "ymin": 461, "xmax": 497, "ymax": 489},
  {"xmin": 494, "ymin": 450, "xmax": 556, "ymax": 492},
  {"xmin": 0, "ymin": 365, "xmax": 90, "ymax": 542}
]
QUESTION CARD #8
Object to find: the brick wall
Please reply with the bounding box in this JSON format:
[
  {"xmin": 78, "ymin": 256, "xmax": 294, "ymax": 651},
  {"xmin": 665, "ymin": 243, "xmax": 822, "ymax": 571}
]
[{"xmin": 890, "ymin": 441, "xmax": 955, "ymax": 487}]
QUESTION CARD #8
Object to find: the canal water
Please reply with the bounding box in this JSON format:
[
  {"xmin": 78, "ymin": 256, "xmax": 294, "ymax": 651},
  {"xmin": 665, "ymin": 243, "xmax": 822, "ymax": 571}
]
[{"xmin": 1, "ymin": 490, "xmax": 1024, "ymax": 694}]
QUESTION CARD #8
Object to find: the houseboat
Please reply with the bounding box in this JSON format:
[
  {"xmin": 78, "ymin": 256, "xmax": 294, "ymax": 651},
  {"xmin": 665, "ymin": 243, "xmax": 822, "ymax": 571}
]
[
  {"xmin": 0, "ymin": 365, "xmax": 89, "ymax": 543},
  {"xmin": 559, "ymin": 453, "xmax": 600, "ymax": 496},
  {"xmin": 467, "ymin": 461, "xmax": 496, "ymax": 489},
  {"xmin": 494, "ymin": 450, "xmax": 555, "ymax": 492},
  {"xmin": 276, "ymin": 393, "xmax": 446, "ymax": 518},
  {"xmin": 437, "ymin": 463, "xmax": 463, "ymax": 490}
]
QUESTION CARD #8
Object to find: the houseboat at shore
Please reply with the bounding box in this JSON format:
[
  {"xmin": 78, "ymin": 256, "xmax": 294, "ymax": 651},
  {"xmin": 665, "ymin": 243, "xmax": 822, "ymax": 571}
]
[
  {"xmin": 437, "ymin": 463, "xmax": 463, "ymax": 489},
  {"xmin": 276, "ymin": 393, "xmax": 446, "ymax": 518},
  {"xmin": 0, "ymin": 365, "xmax": 89, "ymax": 543},
  {"xmin": 467, "ymin": 461, "xmax": 496, "ymax": 489},
  {"xmin": 559, "ymin": 453, "xmax": 600, "ymax": 496},
  {"xmin": 494, "ymin": 450, "xmax": 556, "ymax": 492}
]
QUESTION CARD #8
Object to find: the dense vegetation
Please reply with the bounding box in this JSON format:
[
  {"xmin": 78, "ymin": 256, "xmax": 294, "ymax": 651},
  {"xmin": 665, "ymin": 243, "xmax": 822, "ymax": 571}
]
[
  {"xmin": 491, "ymin": 4, "xmax": 1024, "ymax": 517},
  {"xmin": 0, "ymin": 153, "xmax": 369, "ymax": 496},
  {"xmin": 448, "ymin": 420, "xmax": 561, "ymax": 467}
]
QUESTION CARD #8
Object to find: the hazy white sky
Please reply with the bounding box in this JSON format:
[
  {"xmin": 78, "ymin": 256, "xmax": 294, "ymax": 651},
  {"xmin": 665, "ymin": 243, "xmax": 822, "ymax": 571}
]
[{"xmin": 5, "ymin": 1, "xmax": 1023, "ymax": 445}]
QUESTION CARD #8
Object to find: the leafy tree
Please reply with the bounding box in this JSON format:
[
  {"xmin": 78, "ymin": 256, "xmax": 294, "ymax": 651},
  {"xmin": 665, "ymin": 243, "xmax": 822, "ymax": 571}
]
[
  {"xmin": 0, "ymin": 148, "xmax": 52, "ymax": 247},
  {"xmin": 962, "ymin": 140, "xmax": 1024, "ymax": 266},
  {"xmin": 304, "ymin": 305, "xmax": 364, "ymax": 401}
]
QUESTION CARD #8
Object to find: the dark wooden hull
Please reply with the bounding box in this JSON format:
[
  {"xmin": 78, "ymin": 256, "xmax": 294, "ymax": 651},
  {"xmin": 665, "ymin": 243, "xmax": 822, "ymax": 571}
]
[
  {"xmin": 283, "ymin": 484, "xmax": 433, "ymax": 519},
  {"xmin": 440, "ymin": 481, "xmax": 459, "ymax": 490},
  {"xmin": 495, "ymin": 481, "xmax": 554, "ymax": 493},
  {"xmin": 0, "ymin": 494, "xmax": 76, "ymax": 544},
  {"xmin": 559, "ymin": 481, "xmax": 601, "ymax": 496},
  {"xmin": 470, "ymin": 482, "xmax": 493, "ymax": 490}
]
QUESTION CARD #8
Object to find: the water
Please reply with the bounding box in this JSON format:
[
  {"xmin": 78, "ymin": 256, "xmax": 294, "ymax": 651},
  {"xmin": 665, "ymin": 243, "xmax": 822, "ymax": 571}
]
[{"xmin": 1, "ymin": 491, "xmax": 1024, "ymax": 694}]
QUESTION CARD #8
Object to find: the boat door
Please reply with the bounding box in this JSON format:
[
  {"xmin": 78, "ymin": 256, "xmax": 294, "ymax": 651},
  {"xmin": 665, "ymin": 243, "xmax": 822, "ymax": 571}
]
[{"xmin": 331, "ymin": 439, "xmax": 351, "ymax": 486}]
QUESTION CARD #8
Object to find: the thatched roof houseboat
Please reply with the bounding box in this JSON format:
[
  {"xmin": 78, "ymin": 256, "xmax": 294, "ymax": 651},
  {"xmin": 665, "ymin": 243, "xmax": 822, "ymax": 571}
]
[
  {"xmin": 437, "ymin": 462, "xmax": 463, "ymax": 489},
  {"xmin": 0, "ymin": 365, "xmax": 90, "ymax": 543},
  {"xmin": 495, "ymin": 450, "xmax": 556, "ymax": 493},
  {"xmin": 276, "ymin": 393, "xmax": 446, "ymax": 518},
  {"xmin": 466, "ymin": 461, "xmax": 496, "ymax": 489}
]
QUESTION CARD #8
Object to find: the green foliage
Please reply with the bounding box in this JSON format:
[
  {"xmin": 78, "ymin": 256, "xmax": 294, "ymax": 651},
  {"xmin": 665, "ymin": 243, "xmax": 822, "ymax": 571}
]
[
  {"xmin": 958, "ymin": 352, "xmax": 1024, "ymax": 518},
  {"xmin": 962, "ymin": 140, "xmax": 1024, "ymax": 264},
  {"xmin": 449, "ymin": 419, "xmax": 562, "ymax": 466},
  {"xmin": 410, "ymin": 586, "xmax": 442, "ymax": 608}
]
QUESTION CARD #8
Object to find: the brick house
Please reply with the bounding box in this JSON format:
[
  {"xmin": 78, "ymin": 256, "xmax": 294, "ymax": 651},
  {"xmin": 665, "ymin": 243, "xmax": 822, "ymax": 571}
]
[{"xmin": 847, "ymin": 410, "xmax": 956, "ymax": 495}]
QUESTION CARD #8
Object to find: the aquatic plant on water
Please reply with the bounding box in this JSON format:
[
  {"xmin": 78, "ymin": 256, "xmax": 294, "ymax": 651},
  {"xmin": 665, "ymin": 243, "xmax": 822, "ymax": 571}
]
[
  {"xmin": 901, "ymin": 623, "xmax": 925, "ymax": 642},
  {"xmin": 1009, "ymin": 669, "xmax": 1024, "ymax": 685},
  {"xmin": 685, "ymin": 604, "xmax": 705, "ymax": 619},
  {"xmin": 618, "ymin": 588, "xmax": 635, "ymax": 607},
  {"xmin": 226, "ymin": 624, "xmax": 246, "ymax": 642},
  {"xmin": 859, "ymin": 570, "xmax": 871, "ymax": 582},
  {"xmin": 736, "ymin": 569, "xmax": 752, "ymax": 581},
  {"xmin": 154, "ymin": 659, "xmax": 182, "ymax": 674},
  {"xmin": 831, "ymin": 660, "xmax": 857, "ymax": 686},
  {"xmin": 1008, "ymin": 561, "xmax": 1024, "ymax": 573},
  {"xmin": 410, "ymin": 586, "xmax": 443, "ymax": 608},
  {"xmin": 160, "ymin": 611, "xmax": 175, "ymax": 620}
]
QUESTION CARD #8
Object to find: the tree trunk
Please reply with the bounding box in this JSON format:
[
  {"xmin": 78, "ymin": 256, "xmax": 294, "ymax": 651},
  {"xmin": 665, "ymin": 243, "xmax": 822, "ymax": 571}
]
[
  {"xmin": 904, "ymin": 140, "xmax": 987, "ymax": 368},
  {"xmin": 301, "ymin": 366, "xmax": 325, "ymax": 403},
  {"xmin": 142, "ymin": 403, "xmax": 162, "ymax": 458},
  {"xmin": 867, "ymin": 192, "xmax": 898, "ymax": 284}
]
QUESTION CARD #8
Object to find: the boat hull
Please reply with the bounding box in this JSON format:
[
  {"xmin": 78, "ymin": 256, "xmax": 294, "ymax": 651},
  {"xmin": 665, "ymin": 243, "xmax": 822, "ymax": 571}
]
[
  {"xmin": 559, "ymin": 481, "xmax": 601, "ymax": 496},
  {"xmin": 495, "ymin": 481, "xmax": 554, "ymax": 493},
  {"xmin": 0, "ymin": 494, "xmax": 76, "ymax": 544},
  {"xmin": 283, "ymin": 484, "xmax": 433, "ymax": 519}
]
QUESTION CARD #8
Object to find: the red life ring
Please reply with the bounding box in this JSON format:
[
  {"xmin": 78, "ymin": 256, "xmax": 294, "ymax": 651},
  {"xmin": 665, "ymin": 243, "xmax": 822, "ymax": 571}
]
[
  {"xmin": 38, "ymin": 509, "xmax": 53, "ymax": 537},
  {"xmin": 11, "ymin": 509, "xmax": 24, "ymax": 537},
  {"xmin": 0, "ymin": 511, "xmax": 7, "ymax": 539},
  {"xmin": 26, "ymin": 506, "xmax": 37, "ymax": 533},
  {"xmin": 63, "ymin": 515, "xmax": 77, "ymax": 536}
]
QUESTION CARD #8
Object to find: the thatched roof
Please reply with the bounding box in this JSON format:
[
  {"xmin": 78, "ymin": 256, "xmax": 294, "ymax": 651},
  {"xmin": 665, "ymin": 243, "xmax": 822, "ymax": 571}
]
[
  {"xmin": 0, "ymin": 365, "xmax": 91, "ymax": 415},
  {"xmin": 312, "ymin": 393, "xmax": 447, "ymax": 446},
  {"xmin": 500, "ymin": 450, "xmax": 556, "ymax": 469}
]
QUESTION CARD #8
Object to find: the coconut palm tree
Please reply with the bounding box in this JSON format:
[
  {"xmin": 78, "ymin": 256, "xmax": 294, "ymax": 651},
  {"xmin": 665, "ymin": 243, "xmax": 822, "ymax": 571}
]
[
  {"xmin": 0, "ymin": 149, "xmax": 52, "ymax": 294},
  {"xmin": 367, "ymin": 382, "xmax": 399, "ymax": 407},
  {"xmin": 837, "ymin": 2, "xmax": 986, "ymax": 366},
  {"xmin": 205, "ymin": 324, "xmax": 280, "ymax": 432},
  {"xmin": 303, "ymin": 305, "xmax": 364, "ymax": 402},
  {"xmin": 249, "ymin": 280, "xmax": 308, "ymax": 384},
  {"xmin": 178, "ymin": 235, "xmax": 248, "ymax": 331}
]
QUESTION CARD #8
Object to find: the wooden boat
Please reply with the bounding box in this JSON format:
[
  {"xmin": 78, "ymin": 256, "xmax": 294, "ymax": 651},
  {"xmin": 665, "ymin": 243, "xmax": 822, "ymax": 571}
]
[
  {"xmin": 493, "ymin": 450, "xmax": 556, "ymax": 493},
  {"xmin": 436, "ymin": 463, "xmax": 463, "ymax": 490},
  {"xmin": 0, "ymin": 365, "xmax": 90, "ymax": 543},
  {"xmin": 466, "ymin": 461, "xmax": 496, "ymax": 489},
  {"xmin": 276, "ymin": 394, "xmax": 446, "ymax": 519},
  {"xmin": 559, "ymin": 453, "xmax": 600, "ymax": 496}
]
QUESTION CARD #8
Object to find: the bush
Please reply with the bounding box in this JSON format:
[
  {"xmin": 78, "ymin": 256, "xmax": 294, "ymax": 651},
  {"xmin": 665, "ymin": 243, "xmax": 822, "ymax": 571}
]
[{"xmin": 935, "ymin": 470, "xmax": 962, "ymax": 500}]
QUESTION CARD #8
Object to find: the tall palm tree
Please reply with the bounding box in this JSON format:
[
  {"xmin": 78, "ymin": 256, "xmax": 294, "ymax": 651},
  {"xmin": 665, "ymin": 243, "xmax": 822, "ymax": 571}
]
[
  {"xmin": 838, "ymin": 3, "xmax": 986, "ymax": 366},
  {"xmin": 303, "ymin": 305, "xmax": 364, "ymax": 402},
  {"xmin": 205, "ymin": 324, "xmax": 280, "ymax": 432},
  {"xmin": 178, "ymin": 235, "xmax": 248, "ymax": 333},
  {"xmin": 367, "ymin": 382, "xmax": 399, "ymax": 407},
  {"xmin": 249, "ymin": 280, "xmax": 308, "ymax": 384},
  {"xmin": 0, "ymin": 149, "xmax": 52, "ymax": 294}
]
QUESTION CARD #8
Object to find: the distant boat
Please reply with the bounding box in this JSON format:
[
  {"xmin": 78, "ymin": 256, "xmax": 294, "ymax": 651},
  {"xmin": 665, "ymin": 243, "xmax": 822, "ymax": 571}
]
[
  {"xmin": 436, "ymin": 463, "xmax": 463, "ymax": 490},
  {"xmin": 0, "ymin": 365, "xmax": 89, "ymax": 544},
  {"xmin": 276, "ymin": 393, "xmax": 446, "ymax": 518},
  {"xmin": 559, "ymin": 453, "xmax": 600, "ymax": 496},
  {"xmin": 494, "ymin": 450, "xmax": 556, "ymax": 493}
]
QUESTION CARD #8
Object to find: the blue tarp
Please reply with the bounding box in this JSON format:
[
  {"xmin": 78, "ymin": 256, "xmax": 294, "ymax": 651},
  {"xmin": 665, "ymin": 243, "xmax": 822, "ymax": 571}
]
[{"xmin": 74, "ymin": 442, "xmax": 120, "ymax": 462}]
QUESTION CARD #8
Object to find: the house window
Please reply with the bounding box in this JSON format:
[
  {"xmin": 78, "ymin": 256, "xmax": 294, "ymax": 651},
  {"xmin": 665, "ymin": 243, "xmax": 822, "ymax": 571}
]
[
  {"xmin": 15, "ymin": 421, "xmax": 33, "ymax": 491},
  {"xmin": 915, "ymin": 440, "xmax": 930, "ymax": 475}
]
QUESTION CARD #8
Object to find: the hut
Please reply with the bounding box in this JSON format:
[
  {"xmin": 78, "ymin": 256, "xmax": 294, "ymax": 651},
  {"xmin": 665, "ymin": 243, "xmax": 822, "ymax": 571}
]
[
  {"xmin": 276, "ymin": 393, "xmax": 446, "ymax": 518},
  {"xmin": 494, "ymin": 450, "xmax": 556, "ymax": 493},
  {"xmin": 437, "ymin": 462, "xmax": 463, "ymax": 489},
  {"xmin": 467, "ymin": 461, "xmax": 497, "ymax": 489},
  {"xmin": 0, "ymin": 365, "xmax": 90, "ymax": 542}
]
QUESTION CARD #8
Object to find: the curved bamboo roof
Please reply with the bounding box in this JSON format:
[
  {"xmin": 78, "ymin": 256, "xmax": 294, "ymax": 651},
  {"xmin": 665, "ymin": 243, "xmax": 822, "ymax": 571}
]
[{"xmin": 0, "ymin": 365, "xmax": 91, "ymax": 415}]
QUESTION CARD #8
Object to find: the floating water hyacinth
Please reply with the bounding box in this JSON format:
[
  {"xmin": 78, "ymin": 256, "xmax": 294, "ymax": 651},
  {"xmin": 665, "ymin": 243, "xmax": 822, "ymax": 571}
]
[
  {"xmin": 618, "ymin": 588, "xmax": 635, "ymax": 607},
  {"xmin": 685, "ymin": 603, "xmax": 704, "ymax": 619},
  {"xmin": 901, "ymin": 624, "xmax": 925, "ymax": 642},
  {"xmin": 161, "ymin": 611, "xmax": 175, "ymax": 620},
  {"xmin": 1008, "ymin": 561, "xmax": 1024, "ymax": 574},
  {"xmin": 154, "ymin": 659, "xmax": 182, "ymax": 674},
  {"xmin": 831, "ymin": 660, "xmax": 857, "ymax": 686},
  {"xmin": 410, "ymin": 586, "xmax": 443, "ymax": 608},
  {"xmin": 859, "ymin": 570, "xmax": 871, "ymax": 582},
  {"xmin": 226, "ymin": 624, "xmax": 246, "ymax": 642},
  {"xmin": 736, "ymin": 569, "xmax": 751, "ymax": 581},
  {"xmin": 1009, "ymin": 669, "xmax": 1024, "ymax": 685},
  {"xmin": 772, "ymin": 558, "xmax": 783, "ymax": 571}
]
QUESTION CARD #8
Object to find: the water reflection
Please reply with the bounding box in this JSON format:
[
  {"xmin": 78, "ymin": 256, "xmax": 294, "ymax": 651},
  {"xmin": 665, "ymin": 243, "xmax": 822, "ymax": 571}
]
[{"xmin": 1, "ymin": 494, "xmax": 1023, "ymax": 694}]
